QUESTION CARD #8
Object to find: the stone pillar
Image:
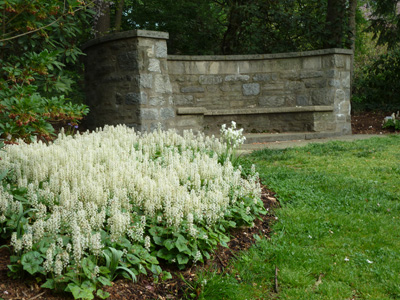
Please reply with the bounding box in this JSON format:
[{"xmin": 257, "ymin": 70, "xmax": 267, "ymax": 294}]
[{"xmin": 82, "ymin": 30, "xmax": 174, "ymax": 131}]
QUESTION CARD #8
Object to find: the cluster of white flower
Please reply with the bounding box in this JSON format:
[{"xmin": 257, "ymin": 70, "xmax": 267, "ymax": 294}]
[
  {"xmin": 0, "ymin": 125, "xmax": 260, "ymax": 271},
  {"xmin": 220, "ymin": 121, "xmax": 246, "ymax": 149}
]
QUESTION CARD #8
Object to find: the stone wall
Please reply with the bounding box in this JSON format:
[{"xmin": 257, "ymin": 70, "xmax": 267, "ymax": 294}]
[{"xmin": 83, "ymin": 30, "xmax": 352, "ymax": 136}]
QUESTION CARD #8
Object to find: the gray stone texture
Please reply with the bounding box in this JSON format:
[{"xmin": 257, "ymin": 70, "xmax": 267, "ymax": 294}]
[
  {"xmin": 199, "ymin": 75, "xmax": 223, "ymax": 85},
  {"xmin": 125, "ymin": 92, "xmax": 147, "ymax": 105},
  {"xmin": 141, "ymin": 108, "xmax": 158, "ymax": 120},
  {"xmin": 84, "ymin": 30, "xmax": 351, "ymax": 135},
  {"xmin": 160, "ymin": 107, "xmax": 175, "ymax": 120},
  {"xmin": 117, "ymin": 51, "xmax": 138, "ymax": 71},
  {"xmin": 225, "ymin": 74, "xmax": 250, "ymax": 82},
  {"xmin": 181, "ymin": 86, "xmax": 205, "ymax": 93},
  {"xmin": 253, "ymin": 74, "xmax": 278, "ymax": 82},
  {"xmin": 242, "ymin": 83, "xmax": 260, "ymax": 96},
  {"xmin": 259, "ymin": 96, "xmax": 285, "ymax": 107}
]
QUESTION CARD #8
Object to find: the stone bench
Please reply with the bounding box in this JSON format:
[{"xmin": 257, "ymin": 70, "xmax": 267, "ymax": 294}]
[{"xmin": 176, "ymin": 106, "xmax": 335, "ymax": 134}]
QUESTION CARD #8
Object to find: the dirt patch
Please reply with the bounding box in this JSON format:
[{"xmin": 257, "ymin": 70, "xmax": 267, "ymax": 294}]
[{"xmin": 351, "ymin": 111, "xmax": 399, "ymax": 135}]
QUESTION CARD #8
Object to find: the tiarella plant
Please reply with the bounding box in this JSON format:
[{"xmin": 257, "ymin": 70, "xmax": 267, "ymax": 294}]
[
  {"xmin": 0, "ymin": 123, "xmax": 265, "ymax": 299},
  {"xmin": 382, "ymin": 112, "xmax": 400, "ymax": 131},
  {"xmin": 220, "ymin": 121, "xmax": 246, "ymax": 166}
]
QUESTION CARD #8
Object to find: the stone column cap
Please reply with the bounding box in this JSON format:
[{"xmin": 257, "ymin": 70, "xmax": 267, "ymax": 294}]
[{"xmin": 82, "ymin": 30, "xmax": 169, "ymax": 51}]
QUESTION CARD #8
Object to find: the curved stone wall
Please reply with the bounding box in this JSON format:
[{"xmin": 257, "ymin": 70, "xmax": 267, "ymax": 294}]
[{"xmin": 83, "ymin": 30, "xmax": 352, "ymax": 135}]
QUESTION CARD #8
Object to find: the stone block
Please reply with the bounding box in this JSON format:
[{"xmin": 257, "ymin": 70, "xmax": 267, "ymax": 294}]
[
  {"xmin": 96, "ymin": 64, "xmax": 116, "ymax": 76},
  {"xmin": 140, "ymin": 74, "xmax": 153, "ymax": 88},
  {"xmin": 199, "ymin": 75, "xmax": 223, "ymax": 85},
  {"xmin": 300, "ymin": 71, "xmax": 324, "ymax": 79},
  {"xmin": 149, "ymin": 97, "xmax": 166, "ymax": 106},
  {"xmin": 322, "ymin": 56, "xmax": 334, "ymax": 69},
  {"xmin": 304, "ymin": 79, "xmax": 326, "ymax": 89},
  {"xmin": 225, "ymin": 74, "xmax": 250, "ymax": 82},
  {"xmin": 141, "ymin": 108, "xmax": 158, "ymax": 120},
  {"xmin": 176, "ymin": 116, "xmax": 202, "ymax": 127},
  {"xmin": 160, "ymin": 107, "xmax": 175, "ymax": 120},
  {"xmin": 117, "ymin": 51, "xmax": 138, "ymax": 71},
  {"xmin": 333, "ymin": 55, "xmax": 345, "ymax": 68},
  {"xmin": 154, "ymin": 74, "xmax": 172, "ymax": 94},
  {"xmin": 328, "ymin": 79, "xmax": 341, "ymax": 88},
  {"xmin": 302, "ymin": 56, "xmax": 321, "ymax": 70},
  {"xmin": 167, "ymin": 61, "xmax": 185, "ymax": 74},
  {"xmin": 280, "ymin": 71, "xmax": 299, "ymax": 80},
  {"xmin": 253, "ymin": 73, "xmax": 278, "ymax": 82},
  {"xmin": 285, "ymin": 81, "xmax": 304, "ymax": 90},
  {"xmin": 259, "ymin": 96, "xmax": 285, "ymax": 107},
  {"xmin": 312, "ymin": 89, "xmax": 334, "ymax": 105},
  {"xmin": 325, "ymin": 70, "xmax": 339, "ymax": 78},
  {"xmin": 334, "ymin": 89, "xmax": 345, "ymax": 103},
  {"xmin": 206, "ymin": 85, "xmax": 220, "ymax": 93},
  {"xmin": 296, "ymin": 95, "xmax": 310, "ymax": 106},
  {"xmin": 174, "ymin": 95, "xmax": 194, "ymax": 106},
  {"xmin": 341, "ymin": 72, "xmax": 350, "ymax": 88},
  {"xmin": 237, "ymin": 61, "xmax": 250, "ymax": 73},
  {"xmin": 277, "ymin": 59, "xmax": 301, "ymax": 70},
  {"xmin": 181, "ymin": 86, "xmax": 205, "ymax": 93},
  {"xmin": 155, "ymin": 41, "xmax": 168, "ymax": 58},
  {"xmin": 125, "ymin": 92, "xmax": 147, "ymax": 105},
  {"xmin": 242, "ymin": 83, "xmax": 260, "ymax": 96},
  {"xmin": 148, "ymin": 59, "xmax": 161, "ymax": 73},
  {"xmin": 115, "ymin": 92, "xmax": 123, "ymax": 105}
]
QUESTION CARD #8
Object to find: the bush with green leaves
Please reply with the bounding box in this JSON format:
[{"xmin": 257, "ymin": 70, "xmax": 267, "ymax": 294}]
[
  {"xmin": 0, "ymin": 124, "xmax": 265, "ymax": 299},
  {"xmin": 352, "ymin": 49, "xmax": 400, "ymax": 111},
  {"xmin": 0, "ymin": 0, "xmax": 92, "ymax": 143}
]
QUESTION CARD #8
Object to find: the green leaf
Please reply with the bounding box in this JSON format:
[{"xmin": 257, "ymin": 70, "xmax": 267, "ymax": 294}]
[
  {"xmin": 161, "ymin": 271, "xmax": 172, "ymax": 281},
  {"xmin": 163, "ymin": 239, "xmax": 175, "ymax": 251},
  {"xmin": 175, "ymin": 234, "xmax": 190, "ymax": 253},
  {"xmin": 150, "ymin": 264, "xmax": 162, "ymax": 275},
  {"xmin": 21, "ymin": 251, "xmax": 43, "ymax": 275},
  {"xmin": 41, "ymin": 279, "xmax": 55, "ymax": 289},
  {"xmin": 145, "ymin": 255, "xmax": 159, "ymax": 265},
  {"xmin": 99, "ymin": 266, "xmax": 111, "ymax": 275},
  {"xmin": 152, "ymin": 235, "xmax": 164, "ymax": 246},
  {"xmin": 96, "ymin": 289, "xmax": 110, "ymax": 299},
  {"xmin": 81, "ymin": 257, "xmax": 96, "ymax": 279},
  {"xmin": 67, "ymin": 283, "xmax": 94, "ymax": 300},
  {"xmin": 97, "ymin": 276, "xmax": 112, "ymax": 287},
  {"xmin": 116, "ymin": 266, "xmax": 137, "ymax": 282},
  {"xmin": 177, "ymin": 254, "xmax": 189, "ymax": 265},
  {"xmin": 157, "ymin": 248, "xmax": 174, "ymax": 261},
  {"xmin": 126, "ymin": 253, "xmax": 141, "ymax": 265},
  {"xmin": 81, "ymin": 280, "xmax": 96, "ymax": 292}
]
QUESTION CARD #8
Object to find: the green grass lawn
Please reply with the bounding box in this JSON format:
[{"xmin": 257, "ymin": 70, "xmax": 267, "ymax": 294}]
[{"xmin": 195, "ymin": 135, "xmax": 400, "ymax": 300}]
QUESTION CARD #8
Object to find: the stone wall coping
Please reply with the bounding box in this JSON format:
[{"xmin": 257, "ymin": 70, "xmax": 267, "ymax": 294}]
[
  {"xmin": 168, "ymin": 48, "xmax": 353, "ymax": 61},
  {"xmin": 177, "ymin": 106, "xmax": 334, "ymax": 116},
  {"xmin": 82, "ymin": 30, "xmax": 169, "ymax": 51}
]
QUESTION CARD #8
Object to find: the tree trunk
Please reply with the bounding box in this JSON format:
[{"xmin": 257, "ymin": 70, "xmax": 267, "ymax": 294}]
[
  {"xmin": 114, "ymin": 0, "xmax": 125, "ymax": 31},
  {"xmin": 349, "ymin": 0, "xmax": 357, "ymax": 94},
  {"xmin": 324, "ymin": 0, "xmax": 346, "ymax": 48},
  {"xmin": 94, "ymin": 0, "xmax": 110, "ymax": 38}
]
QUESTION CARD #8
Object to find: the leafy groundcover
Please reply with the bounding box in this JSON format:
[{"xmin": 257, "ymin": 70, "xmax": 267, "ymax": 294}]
[{"xmin": 0, "ymin": 124, "xmax": 266, "ymax": 299}]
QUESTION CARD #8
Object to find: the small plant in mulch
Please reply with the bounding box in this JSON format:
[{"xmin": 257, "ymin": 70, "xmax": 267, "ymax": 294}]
[
  {"xmin": 382, "ymin": 111, "xmax": 400, "ymax": 131},
  {"xmin": 0, "ymin": 122, "xmax": 266, "ymax": 299}
]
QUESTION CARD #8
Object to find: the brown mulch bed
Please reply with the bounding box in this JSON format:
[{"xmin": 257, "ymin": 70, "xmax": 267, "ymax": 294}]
[
  {"xmin": 0, "ymin": 110, "xmax": 397, "ymax": 300},
  {"xmin": 351, "ymin": 110, "xmax": 398, "ymax": 134}
]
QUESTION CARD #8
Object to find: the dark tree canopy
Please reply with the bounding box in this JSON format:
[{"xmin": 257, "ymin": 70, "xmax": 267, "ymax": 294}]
[{"xmin": 107, "ymin": 0, "xmax": 352, "ymax": 55}]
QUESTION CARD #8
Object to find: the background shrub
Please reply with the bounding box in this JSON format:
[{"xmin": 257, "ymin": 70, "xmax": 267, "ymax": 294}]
[{"xmin": 352, "ymin": 49, "xmax": 400, "ymax": 112}]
